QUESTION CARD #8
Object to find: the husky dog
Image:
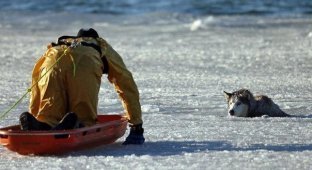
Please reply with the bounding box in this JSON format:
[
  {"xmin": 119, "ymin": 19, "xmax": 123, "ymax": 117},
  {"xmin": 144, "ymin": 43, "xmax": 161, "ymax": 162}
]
[{"xmin": 223, "ymin": 89, "xmax": 289, "ymax": 117}]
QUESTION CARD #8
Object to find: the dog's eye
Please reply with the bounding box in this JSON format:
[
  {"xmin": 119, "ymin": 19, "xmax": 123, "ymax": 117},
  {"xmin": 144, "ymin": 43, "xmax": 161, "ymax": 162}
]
[{"xmin": 236, "ymin": 102, "xmax": 241, "ymax": 106}]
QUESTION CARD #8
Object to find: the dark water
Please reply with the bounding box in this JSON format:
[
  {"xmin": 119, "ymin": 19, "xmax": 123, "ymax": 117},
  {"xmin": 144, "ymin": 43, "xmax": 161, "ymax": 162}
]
[{"xmin": 0, "ymin": 0, "xmax": 312, "ymax": 16}]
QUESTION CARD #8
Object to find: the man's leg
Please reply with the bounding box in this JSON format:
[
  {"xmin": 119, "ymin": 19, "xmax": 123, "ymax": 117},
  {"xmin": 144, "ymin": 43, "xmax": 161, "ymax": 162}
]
[{"xmin": 66, "ymin": 47, "xmax": 103, "ymax": 126}]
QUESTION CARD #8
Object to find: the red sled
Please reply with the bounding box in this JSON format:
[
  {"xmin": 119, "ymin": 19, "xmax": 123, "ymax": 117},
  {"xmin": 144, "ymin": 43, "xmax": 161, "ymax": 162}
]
[{"xmin": 0, "ymin": 114, "xmax": 128, "ymax": 155}]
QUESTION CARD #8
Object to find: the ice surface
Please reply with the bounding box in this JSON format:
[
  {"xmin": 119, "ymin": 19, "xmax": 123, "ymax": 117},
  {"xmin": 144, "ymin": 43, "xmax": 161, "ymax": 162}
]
[{"xmin": 0, "ymin": 11, "xmax": 312, "ymax": 169}]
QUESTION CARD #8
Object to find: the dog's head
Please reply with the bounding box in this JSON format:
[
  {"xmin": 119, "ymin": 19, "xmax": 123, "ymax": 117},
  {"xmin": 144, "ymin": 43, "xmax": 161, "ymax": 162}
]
[{"xmin": 223, "ymin": 89, "xmax": 253, "ymax": 117}]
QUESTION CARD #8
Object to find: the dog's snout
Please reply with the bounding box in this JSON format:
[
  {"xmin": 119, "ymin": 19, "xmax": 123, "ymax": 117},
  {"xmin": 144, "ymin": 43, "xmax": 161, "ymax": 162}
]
[{"xmin": 229, "ymin": 110, "xmax": 234, "ymax": 115}]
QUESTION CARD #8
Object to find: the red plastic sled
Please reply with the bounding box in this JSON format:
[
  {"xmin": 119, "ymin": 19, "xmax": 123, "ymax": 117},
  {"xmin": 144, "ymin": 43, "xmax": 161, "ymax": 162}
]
[{"xmin": 0, "ymin": 114, "xmax": 128, "ymax": 155}]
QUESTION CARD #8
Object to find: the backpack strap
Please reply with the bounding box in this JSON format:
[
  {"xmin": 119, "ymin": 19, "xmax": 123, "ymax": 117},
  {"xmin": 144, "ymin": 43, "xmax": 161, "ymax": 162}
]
[{"xmin": 51, "ymin": 36, "xmax": 109, "ymax": 74}]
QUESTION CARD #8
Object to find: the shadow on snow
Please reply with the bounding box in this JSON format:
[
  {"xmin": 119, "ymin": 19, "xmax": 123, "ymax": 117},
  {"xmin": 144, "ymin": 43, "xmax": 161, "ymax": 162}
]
[{"xmin": 70, "ymin": 140, "xmax": 312, "ymax": 157}]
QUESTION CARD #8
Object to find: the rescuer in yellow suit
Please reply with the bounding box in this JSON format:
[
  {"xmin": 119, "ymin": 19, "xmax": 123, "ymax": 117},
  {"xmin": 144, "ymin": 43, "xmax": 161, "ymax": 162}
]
[{"xmin": 19, "ymin": 28, "xmax": 144, "ymax": 145}]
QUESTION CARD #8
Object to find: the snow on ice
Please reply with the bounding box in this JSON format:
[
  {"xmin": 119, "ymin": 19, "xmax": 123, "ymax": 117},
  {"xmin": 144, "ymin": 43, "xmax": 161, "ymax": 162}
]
[{"xmin": 0, "ymin": 11, "xmax": 312, "ymax": 169}]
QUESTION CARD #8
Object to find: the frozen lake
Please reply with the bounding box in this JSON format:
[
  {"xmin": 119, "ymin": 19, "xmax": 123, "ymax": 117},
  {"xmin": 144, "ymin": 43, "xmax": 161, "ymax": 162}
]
[{"xmin": 0, "ymin": 11, "xmax": 312, "ymax": 169}]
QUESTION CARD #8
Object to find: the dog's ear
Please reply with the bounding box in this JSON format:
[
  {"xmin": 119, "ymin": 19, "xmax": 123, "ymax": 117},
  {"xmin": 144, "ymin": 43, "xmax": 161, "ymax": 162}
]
[
  {"xmin": 243, "ymin": 89, "xmax": 252, "ymax": 100},
  {"xmin": 223, "ymin": 91, "xmax": 232, "ymax": 101},
  {"xmin": 247, "ymin": 92, "xmax": 252, "ymax": 100}
]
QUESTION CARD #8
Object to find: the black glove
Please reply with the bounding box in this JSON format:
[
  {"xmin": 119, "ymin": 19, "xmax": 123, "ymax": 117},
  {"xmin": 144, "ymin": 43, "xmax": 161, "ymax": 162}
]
[{"xmin": 123, "ymin": 124, "xmax": 145, "ymax": 145}]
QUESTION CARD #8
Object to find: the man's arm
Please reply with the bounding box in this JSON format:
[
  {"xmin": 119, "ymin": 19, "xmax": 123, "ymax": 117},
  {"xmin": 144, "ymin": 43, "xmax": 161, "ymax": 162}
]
[{"xmin": 104, "ymin": 44, "xmax": 143, "ymax": 126}]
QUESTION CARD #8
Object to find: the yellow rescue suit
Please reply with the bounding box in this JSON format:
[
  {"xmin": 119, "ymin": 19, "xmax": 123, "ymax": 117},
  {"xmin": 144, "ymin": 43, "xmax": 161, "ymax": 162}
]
[{"xmin": 29, "ymin": 37, "xmax": 142, "ymax": 127}]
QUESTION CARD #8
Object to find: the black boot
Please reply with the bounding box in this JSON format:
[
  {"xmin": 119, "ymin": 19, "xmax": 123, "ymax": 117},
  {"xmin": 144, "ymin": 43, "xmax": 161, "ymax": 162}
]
[
  {"xmin": 19, "ymin": 112, "xmax": 51, "ymax": 131},
  {"xmin": 52, "ymin": 112, "xmax": 79, "ymax": 130},
  {"xmin": 123, "ymin": 124, "xmax": 145, "ymax": 145}
]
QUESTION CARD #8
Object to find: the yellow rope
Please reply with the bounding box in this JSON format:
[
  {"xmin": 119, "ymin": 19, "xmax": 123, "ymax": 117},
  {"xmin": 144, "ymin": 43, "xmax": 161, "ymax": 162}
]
[
  {"xmin": 0, "ymin": 91, "xmax": 29, "ymax": 120},
  {"xmin": 0, "ymin": 46, "xmax": 71, "ymax": 120}
]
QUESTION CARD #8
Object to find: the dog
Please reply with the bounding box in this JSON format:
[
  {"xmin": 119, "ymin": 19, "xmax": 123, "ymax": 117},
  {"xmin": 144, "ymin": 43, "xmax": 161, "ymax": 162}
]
[{"xmin": 223, "ymin": 89, "xmax": 290, "ymax": 117}]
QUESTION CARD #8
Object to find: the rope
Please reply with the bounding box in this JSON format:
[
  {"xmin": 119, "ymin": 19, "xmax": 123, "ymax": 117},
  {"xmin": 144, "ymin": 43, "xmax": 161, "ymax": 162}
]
[
  {"xmin": 0, "ymin": 46, "xmax": 71, "ymax": 120},
  {"xmin": 0, "ymin": 91, "xmax": 29, "ymax": 120}
]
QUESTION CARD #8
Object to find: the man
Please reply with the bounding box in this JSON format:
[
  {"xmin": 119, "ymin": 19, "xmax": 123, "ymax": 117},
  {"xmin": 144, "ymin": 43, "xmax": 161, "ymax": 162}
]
[{"xmin": 19, "ymin": 28, "xmax": 145, "ymax": 145}]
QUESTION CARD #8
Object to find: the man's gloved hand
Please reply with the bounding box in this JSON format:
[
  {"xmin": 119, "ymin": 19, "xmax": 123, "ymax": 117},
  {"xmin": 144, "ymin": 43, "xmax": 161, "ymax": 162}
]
[{"xmin": 123, "ymin": 124, "xmax": 145, "ymax": 145}]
